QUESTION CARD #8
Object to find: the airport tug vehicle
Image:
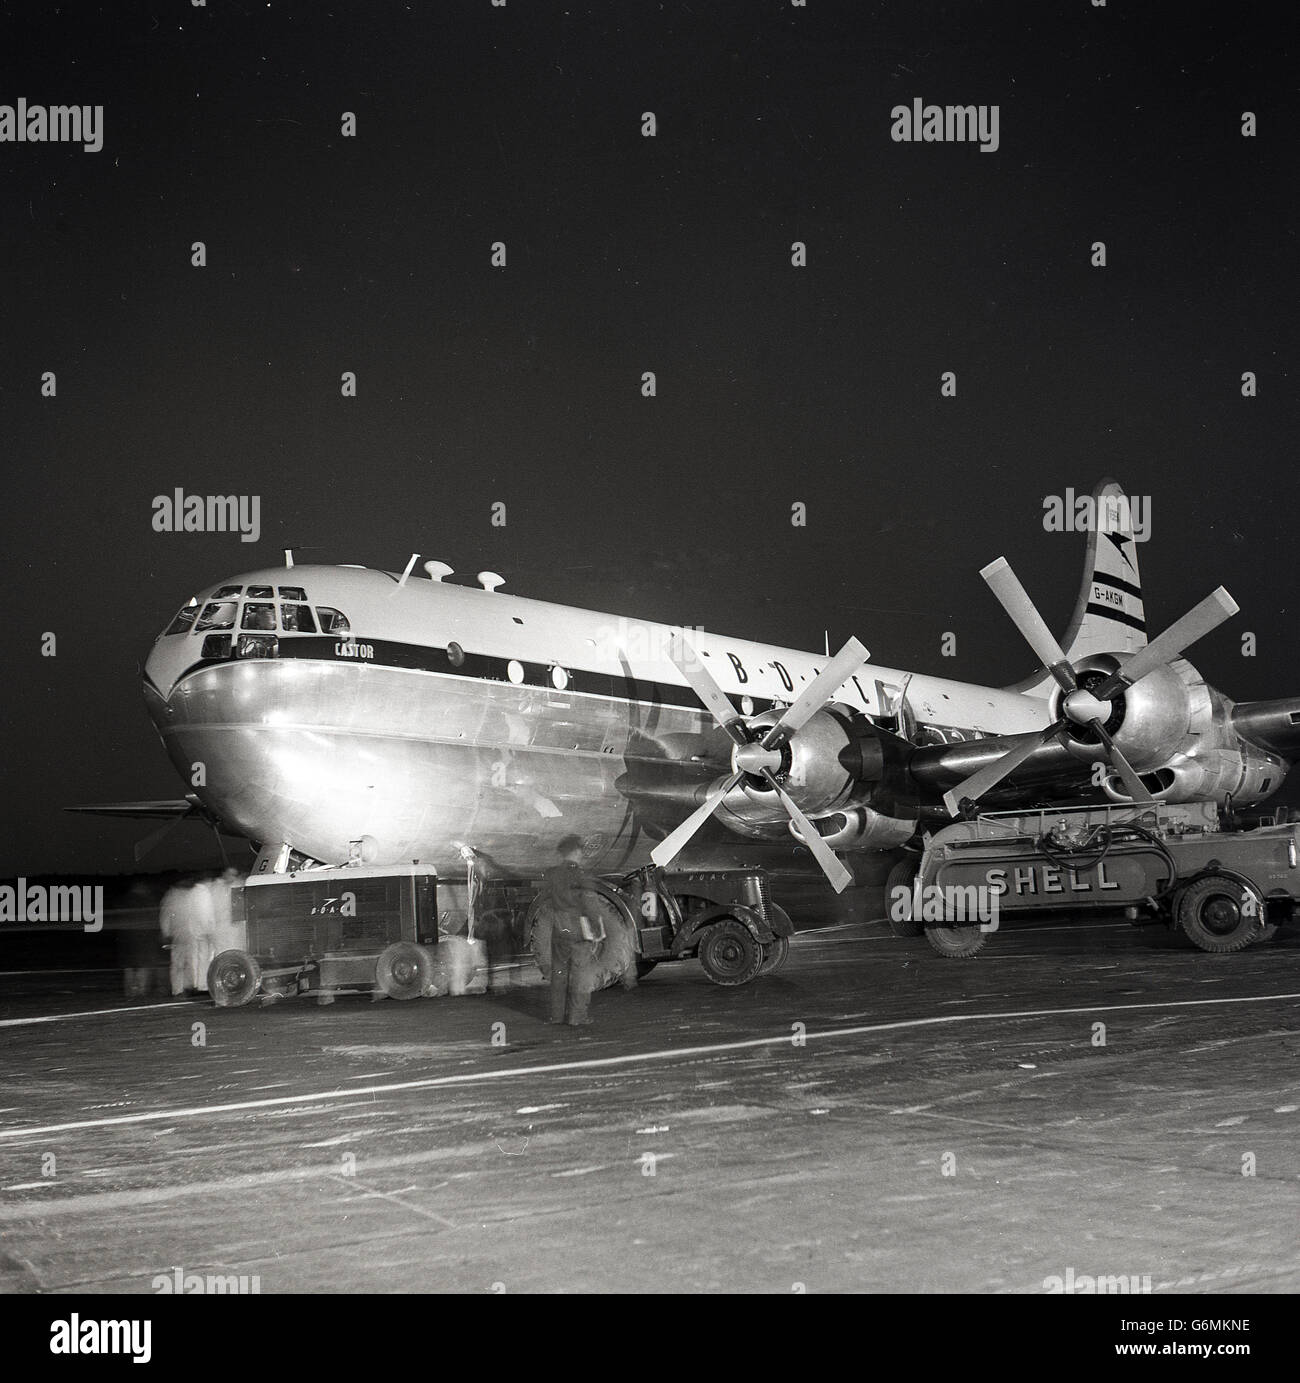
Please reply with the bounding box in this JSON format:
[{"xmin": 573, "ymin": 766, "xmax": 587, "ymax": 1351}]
[
  {"xmin": 890, "ymin": 801, "xmax": 1299, "ymax": 959},
  {"xmin": 527, "ymin": 863, "xmax": 795, "ymax": 987},
  {"xmin": 207, "ymin": 861, "xmax": 791, "ymax": 1005}
]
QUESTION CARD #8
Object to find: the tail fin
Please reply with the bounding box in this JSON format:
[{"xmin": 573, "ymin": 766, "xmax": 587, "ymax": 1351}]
[{"xmin": 1014, "ymin": 479, "xmax": 1147, "ymax": 694}]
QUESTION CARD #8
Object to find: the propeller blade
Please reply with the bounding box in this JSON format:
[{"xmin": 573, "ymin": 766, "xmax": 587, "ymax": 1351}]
[
  {"xmin": 1094, "ymin": 587, "xmax": 1238, "ymax": 699},
  {"xmin": 760, "ymin": 770, "xmax": 855, "ymax": 893},
  {"xmin": 980, "ymin": 557, "xmax": 1077, "ymax": 692},
  {"xmin": 761, "ymin": 636, "xmax": 869, "ymax": 748},
  {"xmin": 1089, "ymin": 720, "xmax": 1157, "ymax": 806},
  {"xmin": 650, "ymin": 770, "xmax": 745, "ymax": 868},
  {"xmin": 669, "ymin": 636, "xmax": 751, "ymax": 747},
  {"xmin": 941, "ymin": 721, "xmax": 1066, "ymax": 817},
  {"xmin": 134, "ymin": 815, "xmax": 186, "ymax": 863}
]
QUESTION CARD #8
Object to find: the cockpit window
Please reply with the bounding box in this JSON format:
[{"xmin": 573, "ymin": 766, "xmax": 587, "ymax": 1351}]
[
  {"xmin": 280, "ymin": 603, "xmax": 316, "ymax": 633},
  {"xmin": 195, "ymin": 600, "xmax": 238, "ymax": 632},
  {"xmin": 241, "ymin": 602, "xmax": 277, "ymax": 631},
  {"xmin": 164, "ymin": 604, "xmax": 199, "ymax": 635},
  {"xmin": 247, "ymin": 585, "xmax": 275, "ymax": 600},
  {"xmin": 316, "ymin": 607, "xmax": 350, "ymax": 635},
  {"xmin": 278, "ymin": 586, "xmax": 307, "ymax": 601},
  {"xmin": 212, "ymin": 585, "xmax": 243, "ymax": 599}
]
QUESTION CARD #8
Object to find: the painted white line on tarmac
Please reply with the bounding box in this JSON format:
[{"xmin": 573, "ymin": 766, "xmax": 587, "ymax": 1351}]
[
  {"xmin": 0, "ymin": 1001, "xmax": 194, "ymax": 1028},
  {"xmin": 2, "ymin": 990, "xmax": 1299, "ymax": 1142}
]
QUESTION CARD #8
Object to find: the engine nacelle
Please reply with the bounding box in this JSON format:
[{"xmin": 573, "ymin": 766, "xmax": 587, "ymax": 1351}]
[
  {"xmin": 787, "ymin": 805, "xmax": 915, "ymax": 852},
  {"xmin": 713, "ymin": 705, "xmax": 883, "ymax": 831},
  {"xmin": 1052, "ymin": 655, "xmax": 1200, "ymax": 771},
  {"xmin": 1099, "ymin": 686, "xmax": 1289, "ymax": 806}
]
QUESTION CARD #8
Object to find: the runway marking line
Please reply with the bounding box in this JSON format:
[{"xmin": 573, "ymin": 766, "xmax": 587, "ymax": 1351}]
[
  {"xmin": 0, "ymin": 1001, "xmax": 192, "ymax": 1027},
  {"xmin": 1, "ymin": 990, "xmax": 1299, "ymax": 1143}
]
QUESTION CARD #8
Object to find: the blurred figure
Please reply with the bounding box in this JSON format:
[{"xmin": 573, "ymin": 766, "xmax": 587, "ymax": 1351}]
[
  {"xmin": 158, "ymin": 877, "xmax": 216, "ymax": 994},
  {"xmin": 207, "ymin": 867, "xmax": 245, "ymax": 956},
  {"xmin": 538, "ymin": 836, "xmax": 604, "ymax": 1026}
]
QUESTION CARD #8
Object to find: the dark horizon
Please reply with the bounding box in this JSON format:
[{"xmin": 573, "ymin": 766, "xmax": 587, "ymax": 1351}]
[{"xmin": 3, "ymin": 1, "xmax": 1297, "ymax": 874}]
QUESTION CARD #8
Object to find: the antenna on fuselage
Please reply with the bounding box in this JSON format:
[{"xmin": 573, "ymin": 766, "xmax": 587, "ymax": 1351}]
[
  {"xmin": 478, "ymin": 571, "xmax": 505, "ymax": 592},
  {"xmin": 396, "ymin": 553, "xmax": 421, "ymax": 588},
  {"xmin": 284, "ymin": 549, "xmax": 294, "ymax": 568},
  {"xmin": 424, "ymin": 560, "xmax": 454, "ymax": 582}
]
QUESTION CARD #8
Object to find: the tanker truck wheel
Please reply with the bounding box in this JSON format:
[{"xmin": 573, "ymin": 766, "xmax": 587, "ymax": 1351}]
[
  {"xmin": 923, "ymin": 923, "xmax": 987, "ymax": 959},
  {"xmin": 886, "ymin": 857, "xmax": 923, "ymax": 937},
  {"xmin": 1175, "ymin": 876, "xmax": 1266, "ymax": 954}
]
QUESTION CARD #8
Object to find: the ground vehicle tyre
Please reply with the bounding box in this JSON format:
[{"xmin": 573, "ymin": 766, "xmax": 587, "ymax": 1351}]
[
  {"xmin": 886, "ymin": 858, "xmax": 923, "ymax": 937},
  {"xmin": 698, "ymin": 919, "xmax": 764, "ymax": 986},
  {"xmin": 208, "ymin": 950, "xmax": 261, "ymax": 1007},
  {"xmin": 376, "ymin": 942, "xmax": 435, "ymax": 998},
  {"xmin": 759, "ymin": 935, "xmax": 790, "ymax": 975},
  {"xmin": 1175, "ymin": 875, "xmax": 1266, "ymax": 953},
  {"xmin": 924, "ymin": 924, "xmax": 987, "ymax": 959}
]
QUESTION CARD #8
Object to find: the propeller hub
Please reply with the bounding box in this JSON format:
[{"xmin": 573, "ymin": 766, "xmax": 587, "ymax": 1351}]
[
  {"xmin": 1062, "ymin": 688, "xmax": 1113, "ymax": 727},
  {"xmin": 731, "ymin": 740, "xmax": 784, "ymax": 779}
]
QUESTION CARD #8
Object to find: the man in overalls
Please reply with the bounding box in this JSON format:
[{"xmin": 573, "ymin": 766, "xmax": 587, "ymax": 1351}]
[{"xmin": 540, "ymin": 835, "xmax": 605, "ymax": 1026}]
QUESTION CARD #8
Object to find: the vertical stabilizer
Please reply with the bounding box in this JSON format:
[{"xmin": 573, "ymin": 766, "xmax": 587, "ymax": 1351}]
[{"xmin": 1013, "ymin": 479, "xmax": 1147, "ymax": 694}]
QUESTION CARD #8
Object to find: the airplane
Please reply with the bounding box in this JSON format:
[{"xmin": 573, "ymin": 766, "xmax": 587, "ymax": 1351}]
[{"xmin": 74, "ymin": 481, "xmax": 1300, "ymax": 902}]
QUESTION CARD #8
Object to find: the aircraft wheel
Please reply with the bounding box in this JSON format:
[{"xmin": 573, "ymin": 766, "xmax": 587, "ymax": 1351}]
[
  {"xmin": 698, "ymin": 919, "xmax": 764, "ymax": 986},
  {"xmin": 924, "ymin": 924, "xmax": 987, "ymax": 959},
  {"xmin": 376, "ymin": 942, "xmax": 435, "ymax": 999},
  {"xmin": 208, "ymin": 950, "xmax": 261, "ymax": 1007},
  {"xmin": 886, "ymin": 858, "xmax": 923, "ymax": 936},
  {"xmin": 759, "ymin": 935, "xmax": 790, "ymax": 975},
  {"xmin": 1175, "ymin": 876, "xmax": 1266, "ymax": 954}
]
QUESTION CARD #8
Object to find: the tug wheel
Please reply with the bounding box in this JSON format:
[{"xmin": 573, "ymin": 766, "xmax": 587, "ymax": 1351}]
[
  {"xmin": 376, "ymin": 942, "xmax": 435, "ymax": 999},
  {"xmin": 759, "ymin": 935, "xmax": 790, "ymax": 975},
  {"xmin": 924, "ymin": 924, "xmax": 987, "ymax": 960},
  {"xmin": 208, "ymin": 950, "xmax": 261, "ymax": 1007},
  {"xmin": 698, "ymin": 919, "xmax": 764, "ymax": 986},
  {"xmin": 886, "ymin": 857, "xmax": 923, "ymax": 937},
  {"xmin": 1175, "ymin": 876, "xmax": 1266, "ymax": 954}
]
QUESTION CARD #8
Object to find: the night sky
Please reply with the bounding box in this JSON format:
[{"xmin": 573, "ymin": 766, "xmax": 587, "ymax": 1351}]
[{"xmin": 2, "ymin": 1, "xmax": 1297, "ymax": 875}]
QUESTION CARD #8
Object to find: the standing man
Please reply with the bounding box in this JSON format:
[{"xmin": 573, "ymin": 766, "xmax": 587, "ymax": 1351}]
[{"xmin": 539, "ymin": 835, "xmax": 605, "ymax": 1027}]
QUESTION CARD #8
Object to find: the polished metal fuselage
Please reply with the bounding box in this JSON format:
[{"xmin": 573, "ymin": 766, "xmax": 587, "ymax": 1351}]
[{"xmin": 143, "ymin": 565, "xmax": 1052, "ymax": 879}]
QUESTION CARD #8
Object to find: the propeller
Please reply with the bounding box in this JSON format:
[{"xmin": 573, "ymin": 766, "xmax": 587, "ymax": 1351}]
[
  {"xmin": 941, "ymin": 558, "xmax": 1239, "ymax": 817},
  {"xmin": 650, "ymin": 635, "xmax": 868, "ymax": 892}
]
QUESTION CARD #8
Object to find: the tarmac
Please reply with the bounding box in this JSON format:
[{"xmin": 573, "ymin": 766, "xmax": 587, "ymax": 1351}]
[{"xmin": 1, "ymin": 909, "xmax": 1298, "ymax": 1294}]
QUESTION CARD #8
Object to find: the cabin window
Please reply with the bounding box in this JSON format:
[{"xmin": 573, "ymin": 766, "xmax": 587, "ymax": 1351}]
[
  {"xmin": 195, "ymin": 600, "xmax": 237, "ymax": 632},
  {"xmin": 201, "ymin": 633, "xmax": 232, "ymax": 659},
  {"xmin": 236, "ymin": 634, "xmax": 279, "ymax": 659},
  {"xmin": 280, "ymin": 603, "xmax": 316, "ymax": 633},
  {"xmin": 212, "ymin": 585, "xmax": 243, "ymax": 599},
  {"xmin": 316, "ymin": 607, "xmax": 350, "ymax": 635},
  {"xmin": 241, "ymin": 602, "xmax": 277, "ymax": 631},
  {"xmin": 164, "ymin": 604, "xmax": 199, "ymax": 635},
  {"xmin": 247, "ymin": 585, "xmax": 275, "ymax": 599},
  {"xmin": 446, "ymin": 641, "xmax": 465, "ymax": 667},
  {"xmin": 278, "ymin": 586, "xmax": 307, "ymax": 601}
]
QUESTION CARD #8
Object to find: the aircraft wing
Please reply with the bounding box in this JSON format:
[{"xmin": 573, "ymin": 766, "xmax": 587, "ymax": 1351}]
[{"xmin": 65, "ymin": 799, "xmax": 199, "ymax": 819}]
